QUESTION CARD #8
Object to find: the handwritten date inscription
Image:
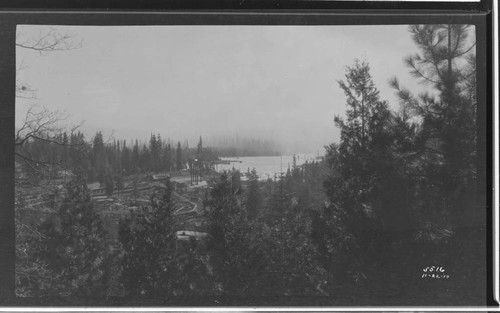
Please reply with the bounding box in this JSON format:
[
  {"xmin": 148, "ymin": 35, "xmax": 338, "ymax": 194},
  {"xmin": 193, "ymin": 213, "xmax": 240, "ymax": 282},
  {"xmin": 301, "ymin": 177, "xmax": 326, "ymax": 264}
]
[{"xmin": 421, "ymin": 266, "xmax": 450, "ymax": 279}]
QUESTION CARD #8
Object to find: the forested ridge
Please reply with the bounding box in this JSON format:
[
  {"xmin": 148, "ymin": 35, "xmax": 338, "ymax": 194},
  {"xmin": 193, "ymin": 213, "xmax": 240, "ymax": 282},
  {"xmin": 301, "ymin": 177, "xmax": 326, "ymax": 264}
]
[{"xmin": 14, "ymin": 25, "xmax": 485, "ymax": 305}]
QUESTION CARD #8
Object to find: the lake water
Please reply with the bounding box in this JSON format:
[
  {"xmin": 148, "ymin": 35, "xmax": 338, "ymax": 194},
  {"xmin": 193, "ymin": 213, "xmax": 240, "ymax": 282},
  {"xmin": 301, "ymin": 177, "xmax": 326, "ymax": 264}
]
[{"xmin": 215, "ymin": 154, "xmax": 317, "ymax": 180}]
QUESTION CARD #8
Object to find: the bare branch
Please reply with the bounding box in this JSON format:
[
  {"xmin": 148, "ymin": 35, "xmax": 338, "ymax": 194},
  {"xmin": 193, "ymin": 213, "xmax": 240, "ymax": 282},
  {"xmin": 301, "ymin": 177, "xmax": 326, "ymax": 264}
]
[
  {"xmin": 15, "ymin": 151, "xmax": 61, "ymax": 167},
  {"xmin": 16, "ymin": 27, "xmax": 83, "ymax": 54},
  {"xmin": 15, "ymin": 105, "xmax": 68, "ymax": 146},
  {"xmin": 16, "ymin": 27, "xmax": 83, "ymax": 100},
  {"xmin": 104, "ymin": 130, "xmax": 116, "ymax": 145}
]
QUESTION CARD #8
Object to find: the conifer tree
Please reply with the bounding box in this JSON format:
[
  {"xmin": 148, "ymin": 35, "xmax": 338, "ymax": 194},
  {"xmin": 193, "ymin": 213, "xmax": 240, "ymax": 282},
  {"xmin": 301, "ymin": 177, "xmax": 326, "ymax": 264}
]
[
  {"xmin": 132, "ymin": 140, "xmax": 140, "ymax": 173},
  {"xmin": 35, "ymin": 177, "xmax": 109, "ymax": 296},
  {"xmin": 390, "ymin": 24, "xmax": 477, "ymax": 228},
  {"xmin": 92, "ymin": 132, "xmax": 107, "ymax": 182},
  {"xmin": 320, "ymin": 60, "xmax": 394, "ymax": 284},
  {"xmin": 205, "ymin": 171, "xmax": 267, "ymax": 295},
  {"xmin": 176, "ymin": 141, "xmax": 183, "ymax": 171},
  {"xmin": 197, "ymin": 136, "xmax": 203, "ymax": 158},
  {"xmin": 245, "ymin": 169, "xmax": 262, "ymax": 220},
  {"xmin": 118, "ymin": 181, "xmax": 179, "ymax": 296}
]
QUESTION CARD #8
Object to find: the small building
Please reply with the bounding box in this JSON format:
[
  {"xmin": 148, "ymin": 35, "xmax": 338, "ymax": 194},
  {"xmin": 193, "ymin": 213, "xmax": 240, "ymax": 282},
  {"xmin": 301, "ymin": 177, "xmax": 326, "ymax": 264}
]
[
  {"xmin": 87, "ymin": 182, "xmax": 106, "ymax": 197},
  {"xmin": 151, "ymin": 173, "xmax": 170, "ymax": 181},
  {"xmin": 175, "ymin": 230, "xmax": 207, "ymax": 241}
]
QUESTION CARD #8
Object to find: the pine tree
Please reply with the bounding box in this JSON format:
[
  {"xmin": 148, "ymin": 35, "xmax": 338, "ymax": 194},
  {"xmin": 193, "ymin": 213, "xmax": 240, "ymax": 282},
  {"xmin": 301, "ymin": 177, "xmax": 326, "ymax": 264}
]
[
  {"xmin": 35, "ymin": 176, "xmax": 109, "ymax": 296},
  {"xmin": 258, "ymin": 170, "xmax": 327, "ymax": 296},
  {"xmin": 205, "ymin": 172, "xmax": 267, "ymax": 295},
  {"xmin": 245, "ymin": 169, "xmax": 262, "ymax": 220},
  {"xmin": 68, "ymin": 131, "xmax": 91, "ymax": 176},
  {"xmin": 320, "ymin": 60, "xmax": 394, "ymax": 284},
  {"xmin": 118, "ymin": 181, "xmax": 179, "ymax": 296},
  {"xmin": 390, "ymin": 24, "xmax": 477, "ymax": 228},
  {"xmin": 149, "ymin": 133, "xmax": 161, "ymax": 172},
  {"xmin": 165, "ymin": 143, "xmax": 172, "ymax": 172},
  {"xmin": 132, "ymin": 140, "xmax": 140, "ymax": 173},
  {"xmin": 121, "ymin": 140, "xmax": 131, "ymax": 174},
  {"xmin": 197, "ymin": 136, "xmax": 203, "ymax": 158},
  {"xmin": 92, "ymin": 132, "xmax": 107, "ymax": 182},
  {"xmin": 176, "ymin": 141, "xmax": 183, "ymax": 171}
]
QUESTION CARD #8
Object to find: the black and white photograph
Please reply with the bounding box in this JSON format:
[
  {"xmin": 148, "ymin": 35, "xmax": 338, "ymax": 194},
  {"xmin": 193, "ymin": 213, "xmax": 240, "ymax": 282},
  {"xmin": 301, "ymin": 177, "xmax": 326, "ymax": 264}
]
[{"xmin": 10, "ymin": 16, "xmax": 492, "ymax": 307}]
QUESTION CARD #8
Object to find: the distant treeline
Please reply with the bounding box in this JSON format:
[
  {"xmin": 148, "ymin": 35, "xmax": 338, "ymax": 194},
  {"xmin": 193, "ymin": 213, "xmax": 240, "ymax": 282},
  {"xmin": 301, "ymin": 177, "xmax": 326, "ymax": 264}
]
[
  {"xmin": 16, "ymin": 132, "xmax": 286, "ymax": 184},
  {"xmin": 16, "ymin": 132, "xmax": 218, "ymax": 184},
  {"xmin": 207, "ymin": 136, "xmax": 282, "ymax": 157}
]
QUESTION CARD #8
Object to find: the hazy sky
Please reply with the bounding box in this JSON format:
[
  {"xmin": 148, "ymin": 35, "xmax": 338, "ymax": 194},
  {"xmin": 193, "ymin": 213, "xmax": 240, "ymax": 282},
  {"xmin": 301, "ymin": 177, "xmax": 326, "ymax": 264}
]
[{"xmin": 16, "ymin": 25, "xmax": 439, "ymax": 154}]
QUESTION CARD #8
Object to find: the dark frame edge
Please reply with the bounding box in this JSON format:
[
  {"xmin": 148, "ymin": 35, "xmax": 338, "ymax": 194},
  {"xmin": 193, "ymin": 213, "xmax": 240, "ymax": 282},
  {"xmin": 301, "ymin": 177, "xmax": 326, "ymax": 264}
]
[{"xmin": 0, "ymin": 0, "xmax": 493, "ymax": 14}]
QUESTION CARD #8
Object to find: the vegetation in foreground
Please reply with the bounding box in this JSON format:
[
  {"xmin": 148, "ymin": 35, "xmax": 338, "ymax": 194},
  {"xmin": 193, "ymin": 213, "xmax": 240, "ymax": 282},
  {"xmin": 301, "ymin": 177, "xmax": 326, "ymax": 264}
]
[{"xmin": 14, "ymin": 24, "xmax": 485, "ymax": 305}]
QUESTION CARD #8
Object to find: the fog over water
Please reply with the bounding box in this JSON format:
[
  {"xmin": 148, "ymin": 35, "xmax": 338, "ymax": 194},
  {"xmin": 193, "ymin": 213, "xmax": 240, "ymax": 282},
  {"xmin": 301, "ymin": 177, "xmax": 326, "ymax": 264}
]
[
  {"xmin": 16, "ymin": 25, "xmax": 431, "ymax": 154},
  {"xmin": 217, "ymin": 154, "xmax": 317, "ymax": 179}
]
